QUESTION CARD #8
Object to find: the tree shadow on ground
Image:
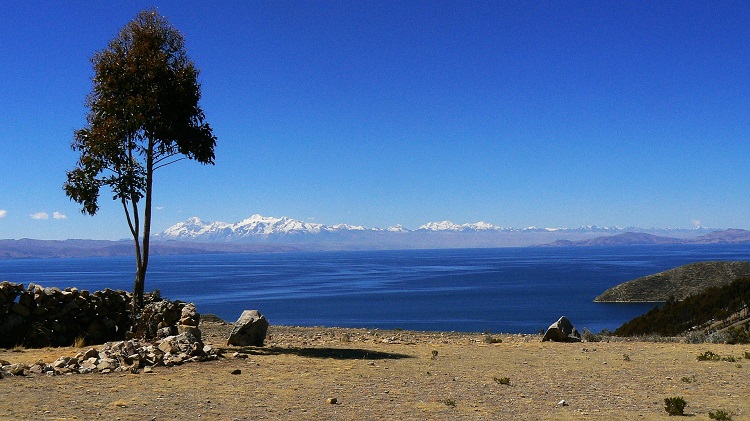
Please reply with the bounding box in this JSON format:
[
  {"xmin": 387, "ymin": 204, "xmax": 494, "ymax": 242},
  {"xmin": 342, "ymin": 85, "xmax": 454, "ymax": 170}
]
[{"xmin": 227, "ymin": 346, "xmax": 414, "ymax": 360}]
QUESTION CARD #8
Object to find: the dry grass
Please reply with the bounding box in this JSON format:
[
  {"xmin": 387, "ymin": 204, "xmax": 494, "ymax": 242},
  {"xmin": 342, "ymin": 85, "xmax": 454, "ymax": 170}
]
[{"xmin": 1, "ymin": 324, "xmax": 749, "ymax": 420}]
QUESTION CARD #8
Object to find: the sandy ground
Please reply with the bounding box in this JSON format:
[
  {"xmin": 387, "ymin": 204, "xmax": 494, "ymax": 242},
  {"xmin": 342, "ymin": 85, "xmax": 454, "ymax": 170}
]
[{"xmin": 1, "ymin": 321, "xmax": 749, "ymax": 420}]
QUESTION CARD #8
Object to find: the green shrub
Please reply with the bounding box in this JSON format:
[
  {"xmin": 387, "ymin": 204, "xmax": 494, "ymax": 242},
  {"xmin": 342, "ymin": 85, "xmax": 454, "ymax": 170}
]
[
  {"xmin": 709, "ymin": 409, "xmax": 732, "ymax": 420},
  {"xmin": 697, "ymin": 351, "xmax": 721, "ymax": 361},
  {"xmin": 680, "ymin": 375, "xmax": 695, "ymax": 383},
  {"xmin": 493, "ymin": 376, "xmax": 510, "ymax": 385},
  {"xmin": 441, "ymin": 398, "xmax": 456, "ymax": 407},
  {"xmin": 664, "ymin": 396, "xmax": 687, "ymax": 416}
]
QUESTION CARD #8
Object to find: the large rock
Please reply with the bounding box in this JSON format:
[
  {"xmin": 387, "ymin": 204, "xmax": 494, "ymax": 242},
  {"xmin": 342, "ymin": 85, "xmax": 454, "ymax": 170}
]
[
  {"xmin": 227, "ymin": 310, "xmax": 269, "ymax": 347},
  {"xmin": 542, "ymin": 316, "xmax": 581, "ymax": 342}
]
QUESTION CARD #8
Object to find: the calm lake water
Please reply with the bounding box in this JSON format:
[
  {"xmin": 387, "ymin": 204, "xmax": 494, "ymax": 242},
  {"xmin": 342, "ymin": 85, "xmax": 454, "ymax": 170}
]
[{"xmin": 3, "ymin": 244, "xmax": 750, "ymax": 333}]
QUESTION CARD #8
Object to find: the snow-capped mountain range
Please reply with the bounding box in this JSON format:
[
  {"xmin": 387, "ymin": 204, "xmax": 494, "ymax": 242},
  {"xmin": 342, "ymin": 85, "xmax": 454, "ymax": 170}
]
[{"xmin": 155, "ymin": 214, "xmax": 715, "ymax": 246}]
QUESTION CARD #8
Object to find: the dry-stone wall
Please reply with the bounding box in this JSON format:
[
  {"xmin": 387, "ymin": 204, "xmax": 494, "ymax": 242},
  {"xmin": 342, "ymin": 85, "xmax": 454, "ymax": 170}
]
[{"xmin": 0, "ymin": 281, "xmax": 197, "ymax": 348}]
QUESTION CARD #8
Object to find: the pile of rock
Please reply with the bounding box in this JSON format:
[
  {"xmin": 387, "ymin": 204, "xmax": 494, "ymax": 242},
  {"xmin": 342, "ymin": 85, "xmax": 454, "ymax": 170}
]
[
  {"xmin": 0, "ymin": 281, "xmax": 132, "ymax": 347},
  {"xmin": 136, "ymin": 300, "xmax": 200, "ymax": 340},
  {"xmin": 0, "ymin": 332, "xmax": 221, "ymax": 377}
]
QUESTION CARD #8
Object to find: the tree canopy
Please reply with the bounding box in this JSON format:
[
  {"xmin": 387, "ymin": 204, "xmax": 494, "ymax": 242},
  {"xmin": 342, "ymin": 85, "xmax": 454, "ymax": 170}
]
[{"xmin": 64, "ymin": 9, "xmax": 216, "ymax": 317}]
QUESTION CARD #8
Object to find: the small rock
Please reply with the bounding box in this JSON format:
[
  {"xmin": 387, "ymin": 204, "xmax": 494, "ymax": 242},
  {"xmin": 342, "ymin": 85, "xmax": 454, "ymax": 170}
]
[
  {"xmin": 230, "ymin": 369, "xmax": 242, "ymax": 375},
  {"xmin": 327, "ymin": 397, "xmax": 338, "ymax": 404},
  {"xmin": 558, "ymin": 400, "xmax": 569, "ymax": 406}
]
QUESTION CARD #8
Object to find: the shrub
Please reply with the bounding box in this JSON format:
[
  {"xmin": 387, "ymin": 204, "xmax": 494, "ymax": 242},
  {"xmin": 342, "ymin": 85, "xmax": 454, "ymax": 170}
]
[
  {"xmin": 709, "ymin": 409, "xmax": 732, "ymax": 420},
  {"xmin": 441, "ymin": 398, "xmax": 456, "ymax": 407},
  {"xmin": 697, "ymin": 351, "xmax": 721, "ymax": 361},
  {"xmin": 707, "ymin": 331, "xmax": 733, "ymax": 344},
  {"xmin": 683, "ymin": 331, "xmax": 706, "ymax": 344},
  {"xmin": 744, "ymin": 351, "xmax": 750, "ymax": 360},
  {"xmin": 664, "ymin": 396, "xmax": 687, "ymax": 416},
  {"xmin": 483, "ymin": 335, "xmax": 502, "ymax": 344},
  {"xmin": 680, "ymin": 375, "xmax": 695, "ymax": 383},
  {"xmin": 622, "ymin": 354, "xmax": 631, "ymax": 361},
  {"xmin": 493, "ymin": 376, "xmax": 510, "ymax": 385}
]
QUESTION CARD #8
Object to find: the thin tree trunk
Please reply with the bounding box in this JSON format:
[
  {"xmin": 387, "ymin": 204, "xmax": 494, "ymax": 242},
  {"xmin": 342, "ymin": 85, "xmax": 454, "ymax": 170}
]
[{"xmin": 133, "ymin": 139, "xmax": 156, "ymax": 318}]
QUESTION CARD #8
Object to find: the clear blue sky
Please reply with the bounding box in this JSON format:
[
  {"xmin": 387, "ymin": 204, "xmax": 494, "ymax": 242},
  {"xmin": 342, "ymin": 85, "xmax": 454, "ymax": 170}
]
[{"xmin": 1, "ymin": 1, "xmax": 748, "ymax": 240}]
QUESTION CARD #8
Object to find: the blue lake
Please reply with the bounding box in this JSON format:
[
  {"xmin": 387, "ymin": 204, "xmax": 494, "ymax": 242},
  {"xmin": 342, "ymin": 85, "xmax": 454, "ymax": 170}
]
[{"xmin": 3, "ymin": 244, "xmax": 750, "ymax": 333}]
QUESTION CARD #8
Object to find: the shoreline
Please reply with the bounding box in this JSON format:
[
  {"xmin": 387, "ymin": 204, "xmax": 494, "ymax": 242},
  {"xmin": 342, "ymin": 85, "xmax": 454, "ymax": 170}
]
[{"xmin": 2, "ymin": 322, "xmax": 749, "ymax": 419}]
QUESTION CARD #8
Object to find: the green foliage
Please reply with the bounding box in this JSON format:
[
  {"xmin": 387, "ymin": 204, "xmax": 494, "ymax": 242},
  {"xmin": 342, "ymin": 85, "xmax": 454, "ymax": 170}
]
[
  {"xmin": 614, "ymin": 278, "xmax": 750, "ymax": 337},
  {"xmin": 441, "ymin": 398, "xmax": 456, "ymax": 407},
  {"xmin": 664, "ymin": 396, "xmax": 687, "ymax": 416},
  {"xmin": 709, "ymin": 409, "xmax": 732, "ymax": 420},
  {"xmin": 697, "ymin": 351, "xmax": 721, "ymax": 361},
  {"xmin": 493, "ymin": 376, "xmax": 510, "ymax": 385},
  {"xmin": 622, "ymin": 354, "xmax": 631, "ymax": 361},
  {"xmin": 680, "ymin": 375, "xmax": 695, "ymax": 383}
]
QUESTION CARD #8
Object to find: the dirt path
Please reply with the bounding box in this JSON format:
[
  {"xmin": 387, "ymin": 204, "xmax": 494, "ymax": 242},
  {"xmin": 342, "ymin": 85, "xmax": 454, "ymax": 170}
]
[{"xmin": 2, "ymin": 323, "xmax": 749, "ymax": 420}]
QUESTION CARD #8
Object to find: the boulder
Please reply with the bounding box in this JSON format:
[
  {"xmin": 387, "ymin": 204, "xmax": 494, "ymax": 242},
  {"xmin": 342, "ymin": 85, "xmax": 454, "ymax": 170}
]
[
  {"xmin": 542, "ymin": 316, "xmax": 581, "ymax": 342},
  {"xmin": 227, "ymin": 310, "xmax": 269, "ymax": 347}
]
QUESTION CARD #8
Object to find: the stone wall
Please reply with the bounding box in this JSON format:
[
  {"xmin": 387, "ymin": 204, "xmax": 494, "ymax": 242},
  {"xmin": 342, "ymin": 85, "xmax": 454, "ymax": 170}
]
[{"xmin": 0, "ymin": 281, "xmax": 195, "ymax": 348}]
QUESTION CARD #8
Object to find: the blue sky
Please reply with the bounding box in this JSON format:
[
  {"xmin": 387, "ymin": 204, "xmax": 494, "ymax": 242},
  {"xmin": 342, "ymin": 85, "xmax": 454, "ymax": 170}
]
[{"xmin": 1, "ymin": 1, "xmax": 749, "ymax": 240}]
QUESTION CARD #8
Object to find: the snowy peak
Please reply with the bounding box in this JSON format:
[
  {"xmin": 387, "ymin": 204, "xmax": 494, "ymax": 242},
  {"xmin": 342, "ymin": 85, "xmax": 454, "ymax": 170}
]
[
  {"xmin": 156, "ymin": 214, "xmax": 719, "ymax": 243},
  {"xmin": 417, "ymin": 220, "xmax": 504, "ymax": 232}
]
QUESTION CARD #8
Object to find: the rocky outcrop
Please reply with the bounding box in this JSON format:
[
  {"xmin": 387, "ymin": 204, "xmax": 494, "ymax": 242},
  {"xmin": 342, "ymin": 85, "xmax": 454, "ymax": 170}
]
[
  {"xmin": 595, "ymin": 261, "xmax": 750, "ymax": 302},
  {"xmin": 542, "ymin": 316, "xmax": 581, "ymax": 342},
  {"xmin": 227, "ymin": 310, "xmax": 269, "ymax": 347}
]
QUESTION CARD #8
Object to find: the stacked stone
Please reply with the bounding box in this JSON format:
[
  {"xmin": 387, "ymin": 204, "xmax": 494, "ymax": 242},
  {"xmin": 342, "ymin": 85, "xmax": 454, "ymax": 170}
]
[
  {"xmin": 0, "ymin": 281, "xmax": 132, "ymax": 347},
  {"xmin": 138, "ymin": 299, "xmax": 198, "ymax": 340},
  {"xmin": 0, "ymin": 282, "xmax": 203, "ymax": 349},
  {"xmin": 177, "ymin": 303, "xmax": 201, "ymax": 341},
  {"xmin": 0, "ymin": 332, "xmax": 220, "ymax": 377}
]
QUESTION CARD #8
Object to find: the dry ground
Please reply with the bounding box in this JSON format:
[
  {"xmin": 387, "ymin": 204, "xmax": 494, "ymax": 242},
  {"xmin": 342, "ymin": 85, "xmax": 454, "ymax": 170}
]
[{"xmin": 1, "ymin": 321, "xmax": 749, "ymax": 420}]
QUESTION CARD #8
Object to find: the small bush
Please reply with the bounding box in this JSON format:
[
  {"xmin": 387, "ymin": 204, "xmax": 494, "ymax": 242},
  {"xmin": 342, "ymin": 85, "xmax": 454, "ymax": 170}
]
[
  {"xmin": 493, "ymin": 376, "xmax": 510, "ymax": 385},
  {"xmin": 664, "ymin": 396, "xmax": 687, "ymax": 416},
  {"xmin": 697, "ymin": 351, "xmax": 721, "ymax": 361},
  {"xmin": 707, "ymin": 331, "xmax": 733, "ymax": 344},
  {"xmin": 622, "ymin": 354, "xmax": 631, "ymax": 361},
  {"xmin": 431, "ymin": 350, "xmax": 438, "ymax": 360},
  {"xmin": 721, "ymin": 355, "xmax": 737, "ymax": 362},
  {"xmin": 483, "ymin": 335, "xmax": 502, "ymax": 344},
  {"xmin": 441, "ymin": 398, "xmax": 456, "ymax": 407},
  {"xmin": 73, "ymin": 335, "xmax": 86, "ymax": 348},
  {"xmin": 683, "ymin": 331, "xmax": 706, "ymax": 344},
  {"xmin": 680, "ymin": 375, "xmax": 695, "ymax": 383},
  {"xmin": 709, "ymin": 409, "xmax": 732, "ymax": 420}
]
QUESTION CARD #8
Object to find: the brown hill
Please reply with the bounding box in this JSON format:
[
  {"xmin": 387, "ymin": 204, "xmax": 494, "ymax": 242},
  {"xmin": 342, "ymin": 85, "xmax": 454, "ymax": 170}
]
[{"xmin": 595, "ymin": 261, "xmax": 750, "ymax": 302}]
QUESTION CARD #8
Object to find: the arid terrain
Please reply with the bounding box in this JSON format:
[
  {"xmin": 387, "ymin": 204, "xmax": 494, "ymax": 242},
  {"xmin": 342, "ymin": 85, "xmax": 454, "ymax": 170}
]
[{"xmin": 1, "ymin": 320, "xmax": 749, "ymax": 420}]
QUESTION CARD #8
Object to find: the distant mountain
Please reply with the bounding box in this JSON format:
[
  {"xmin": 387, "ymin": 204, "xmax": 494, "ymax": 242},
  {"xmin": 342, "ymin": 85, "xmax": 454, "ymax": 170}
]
[
  {"xmin": 545, "ymin": 232, "xmax": 684, "ymax": 247},
  {"xmin": 155, "ymin": 214, "xmax": 717, "ymax": 242},
  {"xmin": 2, "ymin": 214, "xmax": 736, "ymax": 259},
  {"xmin": 0, "ymin": 238, "xmax": 296, "ymax": 259},
  {"xmin": 544, "ymin": 229, "xmax": 750, "ymax": 247}
]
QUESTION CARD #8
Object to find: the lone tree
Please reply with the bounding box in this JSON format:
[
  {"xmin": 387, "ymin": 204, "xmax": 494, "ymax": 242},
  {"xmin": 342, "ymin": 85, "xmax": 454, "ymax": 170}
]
[{"xmin": 64, "ymin": 10, "xmax": 216, "ymax": 319}]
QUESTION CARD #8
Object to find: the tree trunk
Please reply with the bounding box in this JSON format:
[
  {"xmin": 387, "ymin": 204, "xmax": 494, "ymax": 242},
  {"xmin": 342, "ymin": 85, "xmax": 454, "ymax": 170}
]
[{"xmin": 133, "ymin": 139, "xmax": 155, "ymax": 318}]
